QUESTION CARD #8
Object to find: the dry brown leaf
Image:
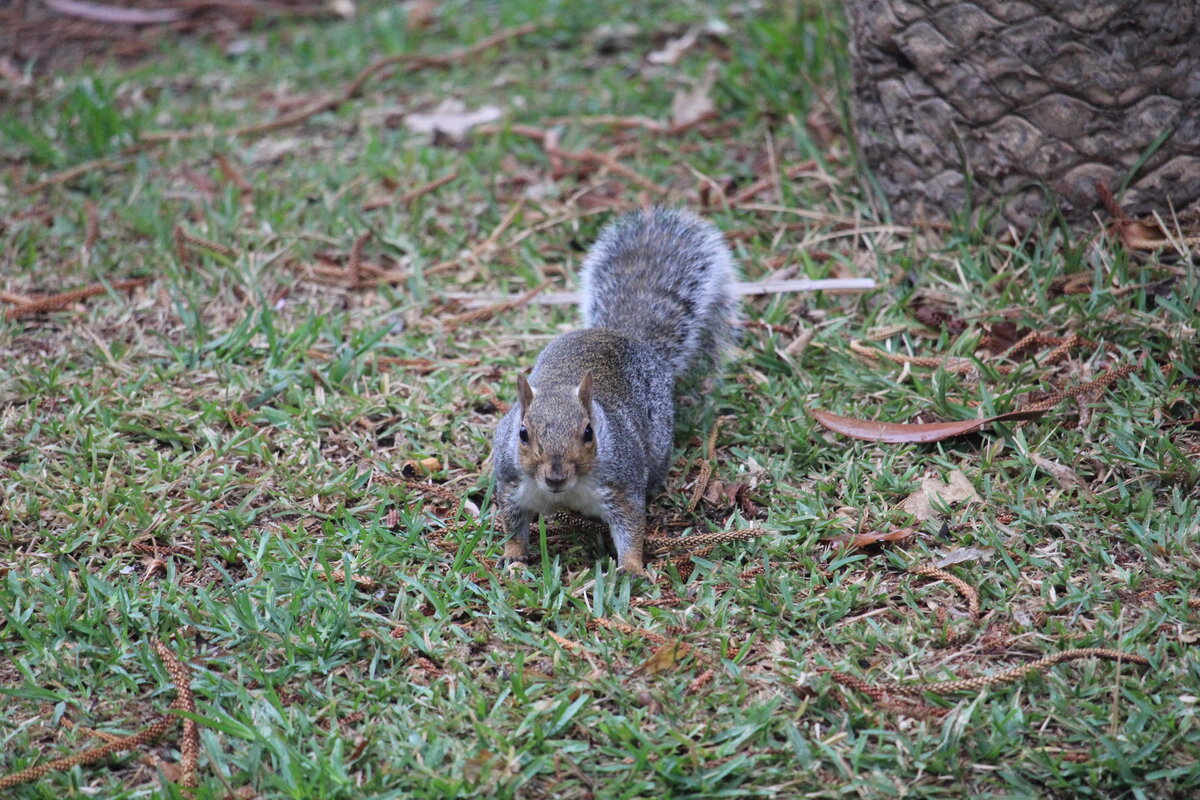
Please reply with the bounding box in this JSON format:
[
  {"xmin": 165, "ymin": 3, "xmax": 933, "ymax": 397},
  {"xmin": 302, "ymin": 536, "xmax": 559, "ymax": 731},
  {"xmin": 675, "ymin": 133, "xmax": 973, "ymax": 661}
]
[
  {"xmin": 671, "ymin": 63, "xmax": 717, "ymax": 129},
  {"xmin": 783, "ymin": 327, "xmax": 814, "ymax": 357},
  {"xmin": 632, "ymin": 641, "xmax": 690, "ymax": 677},
  {"xmin": 648, "ymin": 29, "xmax": 698, "ymax": 65},
  {"xmin": 698, "ymin": 480, "xmax": 763, "ymax": 518},
  {"xmin": 901, "ymin": 471, "xmax": 979, "ymax": 521},
  {"xmin": 520, "ymin": 667, "xmax": 554, "ymax": 682},
  {"xmin": 401, "ymin": 457, "xmax": 442, "ymax": 478},
  {"xmin": 701, "ymin": 479, "xmax": 737, "ymax": 506},
  {"xmin": 829, "ymin": 526, "xmax": 916, "ymax": 550},
  {"xmin": 810, "ymin": 407, "xmax": 1049, "ymax": 443},
  {"xmin": 979, "ymin": 322, "xmax": 1035, "ymax": 356},
  {"xmin": 912, "ymin": 304, "xmax": 966, "ymax": 335},
  {"xmin": 405, "ymin": 0, "xmax": 437, "ymax": 30}
]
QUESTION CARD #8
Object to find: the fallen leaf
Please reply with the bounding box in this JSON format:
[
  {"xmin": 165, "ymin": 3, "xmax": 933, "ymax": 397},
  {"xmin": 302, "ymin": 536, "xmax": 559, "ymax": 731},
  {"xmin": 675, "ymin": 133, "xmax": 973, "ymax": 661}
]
[
  {"xmin": 405, "ymin": 99, "xmax": 503, "ymax": 141},
  {"xmin": 783, "ymin": 327, "xmax": 814, "ymax": 357},
  {"xmin": 401, "ymin": 456, "xmax": 442, "ymax": 478},
  {"xmin": 901, "ymin": 471, "xmax": 979, "ymax": 521},
  {"xmin": 810, "ymin": 407, "xmax": 1049, "ymax": 443},
  {"xmin": 737, "ymin": 488, "xmax": 762, "ymax": 519},
  {"xmin": 934, "ymin": 546, "xmax": 993, "ymax": 567},
  {"xmin": 670, "ymin": 63, "xmax": 718, "ymax": 129},
  {"xmin": 829, "ymin": 526, "xmax": 916, "ymax": 550},
  {"xmin": 0, "ymin": 57, "xmax": 26, "ymax": 88},
  {"xmin": 329, "ymin": 0, "xmax": 356, "ymax": 19},
  {"xmin": 805, "ymin": 105, "xmax": 837, "ymax": 148},
  {"xmin": 699, "ymin": 480, "xmax": 763, "ymax": 518},
  {"xmin": 405, "ymin": 0, "xmax": 437, "ymax": 29},
  {"xmin": 701, "ymin": 479, "xmax": 738, "ymax": 506},
  {"xmin": 979, "ymin": 322, "xmax": 1034, "ymax": 356},
  {"xmin": 462, "ymin": 749, "xmax": 493, "ymax": 783},
  {"xmin": 1094, "ymin": 180, "xmax": 1199, "ymax": 252},
  {"xmin": 591, "ymin": 23, "xmax": 641, "ymax": 55},
  {"xmin": 1030, "ymin": 453, "xmax": 1092, "ymax": 496},
  {"xmin": 913, "ymin": 304, "xmax": 966, "ymax": 335},
  {"xmin": 648, "ymin": 29, "xmax": 698, "ymax": 65},
  {"xmin": 632, "ymin": 641, "xmax": 690, "ymax": 677},
  {"xmin": 1113, "ymin": 216, "xmax": 1172, "ymax": 251},
  {"xmin": 1047, "ymin": 272, "xmax": 1093, "ymax": 296}
]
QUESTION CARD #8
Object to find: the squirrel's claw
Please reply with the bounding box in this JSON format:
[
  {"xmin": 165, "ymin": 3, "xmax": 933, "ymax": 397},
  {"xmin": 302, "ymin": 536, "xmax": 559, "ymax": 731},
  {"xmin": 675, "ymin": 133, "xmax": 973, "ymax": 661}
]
[{"xmin": 615, "ymin": 557, "xmax": 649, "ymax": 581}]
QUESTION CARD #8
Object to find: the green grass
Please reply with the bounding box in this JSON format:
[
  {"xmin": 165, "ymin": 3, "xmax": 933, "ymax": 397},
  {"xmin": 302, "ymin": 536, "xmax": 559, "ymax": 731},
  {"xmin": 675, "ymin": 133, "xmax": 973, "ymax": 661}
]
[{"xmin": 2, "ymin": 1, "xmax": 1199, "ymax": 798}]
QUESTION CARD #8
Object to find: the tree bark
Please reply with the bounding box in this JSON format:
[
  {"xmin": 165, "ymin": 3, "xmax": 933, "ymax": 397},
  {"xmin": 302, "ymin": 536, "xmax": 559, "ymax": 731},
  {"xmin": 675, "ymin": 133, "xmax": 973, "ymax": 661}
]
[{"xmin": 844, "ymin": 0, "xmax": 1200, "ymax": 231}]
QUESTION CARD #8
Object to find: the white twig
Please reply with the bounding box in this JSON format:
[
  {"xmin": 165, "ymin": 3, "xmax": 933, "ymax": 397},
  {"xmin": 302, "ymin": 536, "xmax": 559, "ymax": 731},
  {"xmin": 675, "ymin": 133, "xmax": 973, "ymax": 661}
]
[{"xmin": 445, "ymin": 278, "xmax": 876, "ymax": 308}]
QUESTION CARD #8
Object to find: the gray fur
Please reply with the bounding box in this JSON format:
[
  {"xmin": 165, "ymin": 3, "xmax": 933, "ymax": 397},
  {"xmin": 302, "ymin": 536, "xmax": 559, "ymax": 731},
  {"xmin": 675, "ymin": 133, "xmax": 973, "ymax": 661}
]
[
  {"xmin": 580, "ymin": 207, "xmax": 738, "ymax": 377},
  {"xmin": 491, "ymin": 208, "xmax": 739, "ymax": 574}
]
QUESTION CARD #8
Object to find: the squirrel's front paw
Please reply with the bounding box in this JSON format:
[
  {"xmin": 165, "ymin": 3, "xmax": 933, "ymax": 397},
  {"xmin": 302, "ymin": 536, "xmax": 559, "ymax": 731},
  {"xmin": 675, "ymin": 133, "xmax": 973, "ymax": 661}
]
[
  {"xmin": 616, "ymin": 553, "xmax": 649, "ymax": 581},
  {"xmin": 498, "ymin": 557, "xmax": 530, "ymax": 573}
]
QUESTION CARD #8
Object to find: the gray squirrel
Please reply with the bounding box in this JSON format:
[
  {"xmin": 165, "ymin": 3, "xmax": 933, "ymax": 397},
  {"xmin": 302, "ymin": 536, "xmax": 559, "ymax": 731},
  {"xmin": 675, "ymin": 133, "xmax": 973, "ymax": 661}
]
[{"xmin": 491, "ymin": 207, "xmax": 738, "ymax": 577}]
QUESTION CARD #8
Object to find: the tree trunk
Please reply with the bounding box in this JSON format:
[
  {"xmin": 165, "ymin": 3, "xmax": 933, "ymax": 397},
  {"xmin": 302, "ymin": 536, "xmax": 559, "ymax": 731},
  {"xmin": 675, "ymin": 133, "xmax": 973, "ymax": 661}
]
[{"xmin": 843, "ymin": 0, "xmax": 1200, "ymax": 232}]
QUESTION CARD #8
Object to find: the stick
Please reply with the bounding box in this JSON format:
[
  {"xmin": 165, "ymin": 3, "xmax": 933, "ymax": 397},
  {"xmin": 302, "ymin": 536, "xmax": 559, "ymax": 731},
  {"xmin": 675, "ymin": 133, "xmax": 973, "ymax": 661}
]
[
  {"xmin": 141, "ymin": 23, "xmax": 538, "ymax": 142},
  {"xmin": 443, "ymin": 278, "xmax": 877, "ymax": 309},
  {"xmin": 3, "ymin": 278, "xmax": 150, "ymax": 320}
]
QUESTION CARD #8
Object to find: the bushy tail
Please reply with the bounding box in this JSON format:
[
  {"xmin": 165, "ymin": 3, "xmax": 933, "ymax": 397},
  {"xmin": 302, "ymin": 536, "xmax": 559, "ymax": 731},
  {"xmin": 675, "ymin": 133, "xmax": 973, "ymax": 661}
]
[{"xmin": 579, "ymin": 208, "xmax": 738, "ymax": 377}]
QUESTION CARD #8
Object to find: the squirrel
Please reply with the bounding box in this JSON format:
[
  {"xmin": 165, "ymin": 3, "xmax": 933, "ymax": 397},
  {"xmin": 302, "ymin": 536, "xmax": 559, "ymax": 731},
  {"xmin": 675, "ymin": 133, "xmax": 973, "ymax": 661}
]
[{"xmin": 491, "ymin": 207, "xmax": 738, "ymax": 577}]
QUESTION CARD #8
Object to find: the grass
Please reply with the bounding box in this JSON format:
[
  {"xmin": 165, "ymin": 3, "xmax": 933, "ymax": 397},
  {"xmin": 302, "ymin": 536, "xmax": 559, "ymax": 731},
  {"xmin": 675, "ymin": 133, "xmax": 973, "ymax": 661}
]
[{"xmin": 2, "ymin": 0, "xmax": 1199, "ymax": 797}]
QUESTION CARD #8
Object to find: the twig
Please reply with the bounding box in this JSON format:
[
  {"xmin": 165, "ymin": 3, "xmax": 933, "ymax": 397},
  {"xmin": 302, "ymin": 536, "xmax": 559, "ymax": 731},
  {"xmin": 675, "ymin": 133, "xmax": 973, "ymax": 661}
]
[
  {"xmin": 0, "ymin": 639, "xmax": 197, "ymax": 791},
  {"xmin": 174, "ymin": 226, "xmax": 239, "ymax": 263},
  {"xmin": 438, "ymin": 280, "xmax": 548, "ymax": 331},
  {"xmin": 475, "ymin": 123, "xmax": 669, "ymax": 193},
  {"xmin": 1, "ymin": 291, "xmax": 35, "ymax": 305},
  {"xmin": 686, "ymin": 460, "xmax": 713, "ymax": 513},
  {"xmin": 22, "ymin": 154, "xmax": 132, "ymax": 195},
  {"xmin": 364, "ymin": 169, "xmax": 459, "ymax": 211},
  {"xmin": 443, "ymin": 278, "xmax": 877, "ymax": 309},
  {"xmin": 540, "ymin": 114, "xmax": 666, "ymax": 132},
  {"xmin": 730, "ymin": 161, "xmax": 818, "ymax": 205},
  {"xmin": 549, "ymin": 146, "xmax": 669, "ymax": 195},
  {"xmin": 888, "ymin": 648, "xmax": 1147, "ymax": 696},
  {"xmin": 909, "ymin": 564, "xmax": 980, "ymax": 619},
  {"xmin": 686, "ymin": 417, "xmax": 725, "ymax": 512},
  {"xmin": 214, "ymin": 153, "xmax": 253, "ymax": 193},
  {"xmin": 142, "ymin": 24, "xmax": 538, "ymax": 141},
  {"xmin": 645, "ymin": 527, "xmax": 770, "ymax": 557},
  {"xmin": 306, "ymin": 349, "xmax": 480, "ymax": 373},
  {"xmin": 425, "ymin": 201, "xmax": 524, "ymax": 276},
  {"xmin": 824, "ymin": 648, "xmax": 1147, "ymax": 717},
  {"xmin": 44, "ymin": 0, "xmax": 182, "ymax": 23},
  {"xmin": 347, "ymin": 230, "xmax": 372, "ymax": 287},
  {"xmin": 738, "ymin": 202, "xmax": 916, "ymax": 232},
  {"xmin": 3, "ymin": 278, "xmax": 150, "ymax": 320},
  {"xmin": 82, "ymin": 202, "xmax": 100, "ymax": 251}
]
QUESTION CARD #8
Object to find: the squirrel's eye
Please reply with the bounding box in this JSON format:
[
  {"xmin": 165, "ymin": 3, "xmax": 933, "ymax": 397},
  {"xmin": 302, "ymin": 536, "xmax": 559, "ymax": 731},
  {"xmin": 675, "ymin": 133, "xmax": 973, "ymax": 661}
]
[
  {"xmin": 519, "ymin": 425, "xmax": 529, "ymax": 444},
  {"xmin": 582, "ymin": 424, "xmax": 593, "ymax": 443}
]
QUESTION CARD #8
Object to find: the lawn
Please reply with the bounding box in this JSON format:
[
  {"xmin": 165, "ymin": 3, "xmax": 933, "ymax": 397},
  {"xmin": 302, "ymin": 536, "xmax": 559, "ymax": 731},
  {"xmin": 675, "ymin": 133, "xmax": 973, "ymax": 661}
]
[{"xmin": 1, "ymin": 1, "xmax": 1198, "ymax": 798}]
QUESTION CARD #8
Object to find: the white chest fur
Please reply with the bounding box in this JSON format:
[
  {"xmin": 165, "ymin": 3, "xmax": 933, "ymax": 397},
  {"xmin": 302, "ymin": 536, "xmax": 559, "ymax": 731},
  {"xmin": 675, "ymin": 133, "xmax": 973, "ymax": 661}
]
[{"xmin": 514, "ymin": 475, "xmax": 610, "ymax": 520}]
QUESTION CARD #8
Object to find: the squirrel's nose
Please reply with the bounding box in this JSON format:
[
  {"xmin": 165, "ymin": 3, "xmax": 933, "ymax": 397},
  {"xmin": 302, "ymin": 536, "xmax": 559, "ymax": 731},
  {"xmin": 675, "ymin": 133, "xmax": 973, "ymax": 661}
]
[{"xmin": 544, "ymin": 463, "xmax": 569, "ymax": 491}]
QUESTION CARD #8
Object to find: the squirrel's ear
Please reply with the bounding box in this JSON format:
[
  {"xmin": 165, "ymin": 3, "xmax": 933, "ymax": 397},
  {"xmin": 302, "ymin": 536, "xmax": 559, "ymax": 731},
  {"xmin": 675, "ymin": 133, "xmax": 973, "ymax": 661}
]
[
  {"xmin": 576, "ymin": 370, "xmax": 594, "ymax": 412},
  {"xmin": 516, "ymin": 373, "xmax": 534, "ymax": 412}
]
